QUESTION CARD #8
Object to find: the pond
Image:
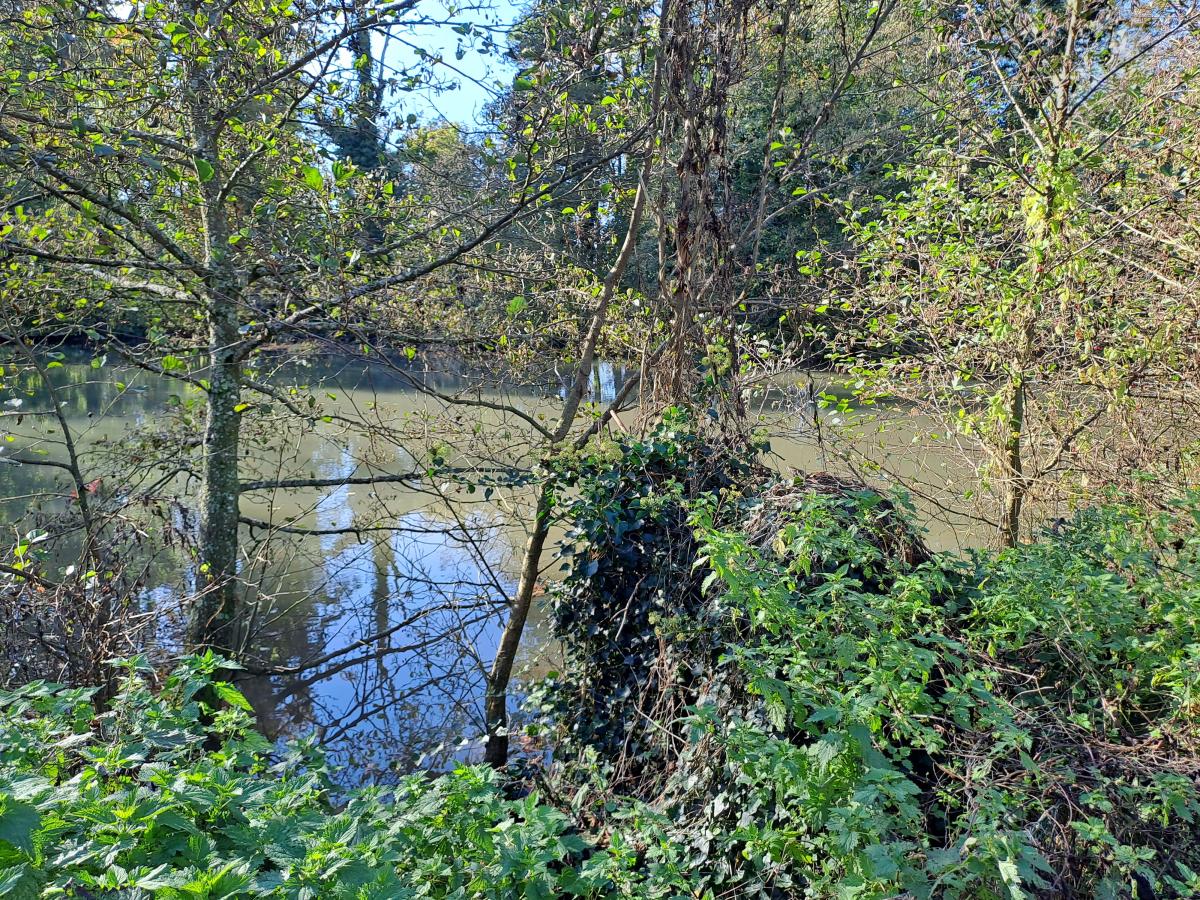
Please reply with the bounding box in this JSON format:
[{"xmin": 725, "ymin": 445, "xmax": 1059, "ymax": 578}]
[{"xmin": 0, "ymin": 350, "xmax": 980, "ymax": 782}]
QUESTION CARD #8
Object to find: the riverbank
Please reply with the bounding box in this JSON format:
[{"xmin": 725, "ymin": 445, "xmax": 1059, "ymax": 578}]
[{"xmin": 3, "ymin": 427, "xmax": 1199, "ymax": 897}]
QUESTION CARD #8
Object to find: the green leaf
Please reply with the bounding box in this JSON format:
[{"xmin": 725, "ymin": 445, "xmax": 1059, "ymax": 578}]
[
  {"xmin": 195, "ymin": 159, "xmax": 215, "ymax": 183},
  {"xmin": 0, "ymin": 800, "xmax": 40, "ymax": 856},
  {"xmin": 0, "ymin": 864, "xmax": 43, "ymax": 900},
  {"xmin": 997, "ymin": 853, "xmax": 1027, "ymax": 899},
  {"xmin": 212, "ymin": 681, "xmax": 254, "ymax": 712},
  {"xmin": 302, "ymin": 166, "xmax": 324, "ymax": 191}
]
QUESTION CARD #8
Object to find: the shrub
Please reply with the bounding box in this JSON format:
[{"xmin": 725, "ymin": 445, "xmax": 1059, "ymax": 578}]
[
  {"xmin": 645, "ymin": 491, "xmax": 1200, "ymax": 897},
  {"xmin": 3, "ymin": 437, "xmax": 1200, "ymax": 897},
  {"xmin": 533, "ymin": 417, "xmax": 1200, "ymax": 897}
]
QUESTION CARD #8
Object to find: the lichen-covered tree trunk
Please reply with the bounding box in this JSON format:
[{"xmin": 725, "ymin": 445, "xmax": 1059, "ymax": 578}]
[
  {"xmin": 192, "ymin": 299, "xmax": 243, "ymax": 651},
  {"xmin": 187, "ymin": 116, "xmax": 245, "ymax": 653}
]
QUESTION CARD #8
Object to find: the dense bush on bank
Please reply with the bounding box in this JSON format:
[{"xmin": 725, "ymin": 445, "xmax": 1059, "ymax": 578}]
[{"xmin": 2, "ymin": 434, "xmax": 1199, "ymax": 897}]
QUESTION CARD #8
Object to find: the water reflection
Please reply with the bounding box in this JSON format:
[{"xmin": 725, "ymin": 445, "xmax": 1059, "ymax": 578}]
[
  {"xmin": 241, "ymin": 509, "xmax": 510, "ymax": 780},
  {"xmin": 0, "ymin": 349, "xmax": 980, "ymax": 782}
]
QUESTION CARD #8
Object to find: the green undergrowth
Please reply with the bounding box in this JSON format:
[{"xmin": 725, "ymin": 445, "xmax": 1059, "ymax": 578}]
[
  {"xmin": 674, "ymin": 495, "xmax": 1200, "ymax": 897},
  {"xmin": 2, "ymin": 422, "xmax": 1200, "ymax": 897}
]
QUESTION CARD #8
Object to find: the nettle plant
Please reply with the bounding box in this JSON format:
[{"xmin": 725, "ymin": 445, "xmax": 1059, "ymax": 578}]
[{"xmin": 0, "ymin": 655, "xmax": 611, "ymax": 900}]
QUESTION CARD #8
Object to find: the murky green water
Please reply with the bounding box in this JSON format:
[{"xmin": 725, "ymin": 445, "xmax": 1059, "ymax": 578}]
[{"xmin": 0, "ymin": 350, "xmax": 978, "ymax": 780}]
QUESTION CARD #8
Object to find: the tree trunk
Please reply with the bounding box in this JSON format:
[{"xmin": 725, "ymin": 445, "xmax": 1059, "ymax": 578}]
[
  {"xmin": 191, "ymin": 316, "xmax": 243, "ymax": 651},
  {"xmin": 996, "ymin": 0, "xmax": 1079, "ymax": 550},
  {"xmin": 481, "ymin": 126, "xmax": 659, "ymax": 767},
  {"xmin": 997, "ymin": 373, "xmax": 1026, "ymax": 548},
  {"xmin": 482, "ymin": 487, "xmax": 552, "ymax": 767},
  {"xmin": 187, "ymin": 119, "xmax": 245, "ymax": 653}
]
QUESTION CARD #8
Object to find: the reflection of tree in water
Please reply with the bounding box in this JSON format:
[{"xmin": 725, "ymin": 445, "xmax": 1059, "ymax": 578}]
[
  {"xmin": 239, "ymin": 509, "xmax": 512, "ymax": 785},
  {"xmin": 3, "ymin": 352, "xmax": 625, "ymax": 778}
]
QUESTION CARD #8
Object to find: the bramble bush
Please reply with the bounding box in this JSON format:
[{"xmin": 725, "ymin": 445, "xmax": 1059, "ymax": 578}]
[{"xmin": 2, "ymin": 422, "xmax": 1199, "ymax": 897}]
